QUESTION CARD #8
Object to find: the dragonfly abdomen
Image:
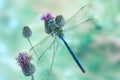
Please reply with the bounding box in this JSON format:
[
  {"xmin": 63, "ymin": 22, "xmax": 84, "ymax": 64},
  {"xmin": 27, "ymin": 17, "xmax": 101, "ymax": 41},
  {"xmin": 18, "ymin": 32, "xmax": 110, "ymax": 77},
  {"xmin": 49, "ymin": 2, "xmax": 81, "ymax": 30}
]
[{"xmin": 59, "ymin": 35, "xmax": 86, "ymax": 73}]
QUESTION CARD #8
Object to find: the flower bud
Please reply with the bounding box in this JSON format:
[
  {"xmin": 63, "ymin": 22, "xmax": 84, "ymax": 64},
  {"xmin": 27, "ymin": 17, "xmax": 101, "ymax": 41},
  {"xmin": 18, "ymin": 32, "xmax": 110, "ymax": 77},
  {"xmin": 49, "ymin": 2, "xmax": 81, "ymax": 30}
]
[
  {"xmin": 22, "ymin": 63, "xmax": 36, "ymax": 76},
  {"xmin": 22, "ymin": 26, "xmax": 32, "ymax": 38}
]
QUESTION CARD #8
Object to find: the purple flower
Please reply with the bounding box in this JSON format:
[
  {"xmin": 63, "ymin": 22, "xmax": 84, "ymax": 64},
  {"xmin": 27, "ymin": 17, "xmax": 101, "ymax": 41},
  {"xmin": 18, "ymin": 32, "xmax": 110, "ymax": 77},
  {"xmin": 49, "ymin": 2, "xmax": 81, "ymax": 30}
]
[
  {"xmin": 16, "ymin": 52, "xmax": 35, "ymax": 76},
  {"xmin": 41, "ymin": 13, "xmax": 54, "ymax": 21},
  {"xmin": 16, "ymin": 52, "xmax": 32, "ymax": 67}
]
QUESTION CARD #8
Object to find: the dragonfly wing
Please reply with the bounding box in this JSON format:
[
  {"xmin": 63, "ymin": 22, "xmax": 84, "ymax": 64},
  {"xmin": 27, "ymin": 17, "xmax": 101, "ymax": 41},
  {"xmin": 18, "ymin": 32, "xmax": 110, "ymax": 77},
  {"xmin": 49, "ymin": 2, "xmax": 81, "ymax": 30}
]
[
  {"xmin": 28, "ymin": 34, "xmax": 52, "ymax": 54},
  {"xmin": 29, "ymin": 35, "xmax": 60, "ymax": 80},
  {"xmin": 38, "ymin": 36, "xmax": 60, "ymax": 80},
  {"xmin": 63, "ymin": 19, "xmax": 94, "ymax": 50},
  {"xmin": 30, "ymin": 36, "xmax": 56, "ymax": 80},
  {"xmin": 63, "ymin": 19, "xmax": 94, "ymax": 34},
  {"xmin": 63, "ymin": 4, "xmax": 92, "ymax": 30},
  {"xmin": 28, "ymin": 33, "xmax": 55, "ymax": 64},
  {"xmin": 46, "ymin": 36, "xmax": 62, "ymax": 80}
]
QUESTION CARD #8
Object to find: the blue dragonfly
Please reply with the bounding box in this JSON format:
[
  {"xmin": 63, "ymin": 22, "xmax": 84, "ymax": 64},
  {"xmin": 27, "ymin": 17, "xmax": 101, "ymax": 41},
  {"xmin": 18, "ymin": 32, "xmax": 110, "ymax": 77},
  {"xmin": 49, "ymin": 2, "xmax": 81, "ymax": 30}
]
[{"xmin": 29, "ymin": 4, "xmax": 93, "ymax": 79}]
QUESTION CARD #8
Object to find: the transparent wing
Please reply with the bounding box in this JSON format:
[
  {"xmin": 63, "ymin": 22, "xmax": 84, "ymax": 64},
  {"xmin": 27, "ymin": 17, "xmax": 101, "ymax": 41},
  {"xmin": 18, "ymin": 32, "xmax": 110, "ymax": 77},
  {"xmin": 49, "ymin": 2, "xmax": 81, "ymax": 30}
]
[
  {"xmin": 63, "ymin": 19, "xmax": 94, "ymax": 53},
  {"xmin": 63, "ymin": 19, "xmax": 94, "ymax": 38},
  {"xmin": 63, "ymin": 4, "xmax": 92, "ymax": 30},
  {"xmin": 43, "ymin": 36, "xmax": 63, "ymax": 80},
  {"xmin": 28, "ymin": 32, "xmax": 55, "ymax": 65},
  {"xmin": 46, "ymin": 36, "xmax": 61, "ymax": 80},
  {"xmin": 29, "ymin": 35, "xmax": 55, "ymax": 80},
  {"xmin": 62, "ymin": 4, "xmax": 93, "ymax": 58},
  {"xmin": 29, "ymin": 34, "xmax": 62, "ymax": 80},
  {"xmin": 28, "ymin": 33, "xmax": 52, "ymax": 55},
  {"xmin": 64, "ymin": 19, "xmax": 94, "ymax": 33}
]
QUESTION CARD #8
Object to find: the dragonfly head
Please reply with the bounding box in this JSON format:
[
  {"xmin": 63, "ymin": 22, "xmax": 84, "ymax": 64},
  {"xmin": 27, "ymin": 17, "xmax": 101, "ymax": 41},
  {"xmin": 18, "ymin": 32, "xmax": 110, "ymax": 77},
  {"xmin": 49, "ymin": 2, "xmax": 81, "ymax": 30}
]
[
  {"xmin": 47, "ymin": 19, "xmax": 56, "ymax": 27},
  {"xmin": 41, "ymin": 13, "xmax": 56, "ymax": 27}
]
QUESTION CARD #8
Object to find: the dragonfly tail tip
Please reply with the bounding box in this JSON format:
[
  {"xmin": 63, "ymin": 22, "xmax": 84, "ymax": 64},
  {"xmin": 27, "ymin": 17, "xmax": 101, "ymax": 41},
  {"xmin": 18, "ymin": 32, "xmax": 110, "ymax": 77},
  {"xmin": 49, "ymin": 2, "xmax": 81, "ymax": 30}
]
[{"xmin": 82, "ymin": 69, "xmax": 86, "ymax": 73}]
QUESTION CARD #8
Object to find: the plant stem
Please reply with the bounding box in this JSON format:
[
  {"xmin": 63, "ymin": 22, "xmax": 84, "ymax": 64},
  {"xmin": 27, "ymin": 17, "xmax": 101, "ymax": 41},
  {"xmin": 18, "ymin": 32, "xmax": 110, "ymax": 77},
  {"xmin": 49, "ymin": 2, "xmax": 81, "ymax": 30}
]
[{"xmin": 31, "ymin": 75, "xmax": 34, "ymax": 80}]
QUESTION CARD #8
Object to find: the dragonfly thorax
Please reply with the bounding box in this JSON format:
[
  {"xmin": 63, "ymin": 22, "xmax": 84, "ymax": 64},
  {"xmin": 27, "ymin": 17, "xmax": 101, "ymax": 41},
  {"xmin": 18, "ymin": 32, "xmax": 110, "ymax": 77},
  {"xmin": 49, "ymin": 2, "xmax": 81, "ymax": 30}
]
[{"xmin": 45, "ymin": 19, "xmax": 63, "ymax": 37}]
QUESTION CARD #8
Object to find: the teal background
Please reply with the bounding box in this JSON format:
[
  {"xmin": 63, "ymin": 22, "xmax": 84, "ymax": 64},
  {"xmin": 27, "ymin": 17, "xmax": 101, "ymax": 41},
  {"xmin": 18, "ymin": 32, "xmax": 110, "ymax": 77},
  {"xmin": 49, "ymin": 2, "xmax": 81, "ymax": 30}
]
[{"xmin": 0, "ymin": 0, "xmax": 120, "ymax": 80}]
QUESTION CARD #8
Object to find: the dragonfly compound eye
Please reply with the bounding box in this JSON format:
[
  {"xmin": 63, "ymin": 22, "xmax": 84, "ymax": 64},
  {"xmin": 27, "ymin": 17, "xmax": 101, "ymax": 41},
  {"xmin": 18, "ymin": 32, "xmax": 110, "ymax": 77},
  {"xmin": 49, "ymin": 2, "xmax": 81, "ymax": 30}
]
[
  {"xmin": 48, "ymin": 19, "xmax": 56, "ymax": 27},
  {"xmin": 22, "ymin": 26, "xmax": 32, "ymax": 38},
  {"xmin": 49, "ymin": 20, "xmax": 55, "ymax": 24}
]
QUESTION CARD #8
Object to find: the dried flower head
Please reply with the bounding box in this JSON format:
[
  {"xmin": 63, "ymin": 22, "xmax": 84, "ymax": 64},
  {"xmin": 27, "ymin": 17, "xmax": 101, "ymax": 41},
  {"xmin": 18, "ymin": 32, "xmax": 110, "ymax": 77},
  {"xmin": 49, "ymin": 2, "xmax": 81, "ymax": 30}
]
[
  {"xmin": 22, "ymin": 26, "xmax": 32, "ymax": 38},
  {"xmin": 16, "ymin": 52, "xmax": 35, "ymax": 76},
  {"xmin": 41, "ymin": 13, "xmax": 54, "ymax": 21}
]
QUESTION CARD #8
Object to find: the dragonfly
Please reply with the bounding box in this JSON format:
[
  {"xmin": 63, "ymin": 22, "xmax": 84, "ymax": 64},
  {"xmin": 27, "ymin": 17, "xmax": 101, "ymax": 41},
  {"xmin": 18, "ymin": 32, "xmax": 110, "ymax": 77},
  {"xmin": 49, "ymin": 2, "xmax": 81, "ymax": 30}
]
[{"xmin": 29, "ymin": 4, "xmax": 93, "ymax": 79}]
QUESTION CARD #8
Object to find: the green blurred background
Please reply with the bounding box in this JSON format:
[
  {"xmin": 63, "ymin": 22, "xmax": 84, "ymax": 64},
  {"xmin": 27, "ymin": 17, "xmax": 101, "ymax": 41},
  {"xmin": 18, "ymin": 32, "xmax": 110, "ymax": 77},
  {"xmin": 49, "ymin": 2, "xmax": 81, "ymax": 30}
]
[{"xmin": 0, "ymin": 0, "xmax": 120, "ymax": 80}]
